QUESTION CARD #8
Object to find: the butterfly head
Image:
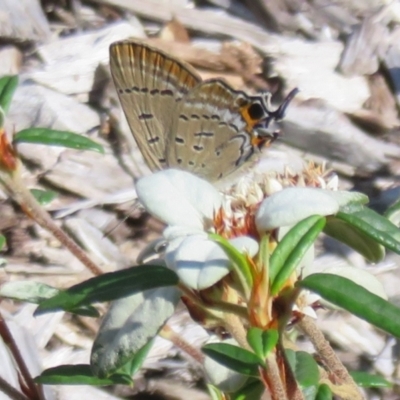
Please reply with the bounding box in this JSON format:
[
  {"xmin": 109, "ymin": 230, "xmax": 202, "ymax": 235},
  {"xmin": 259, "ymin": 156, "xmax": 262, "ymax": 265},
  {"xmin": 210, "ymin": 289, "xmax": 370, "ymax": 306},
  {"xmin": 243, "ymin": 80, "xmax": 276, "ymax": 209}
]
[{"xmin": 241, "ymin": 88, "xmax": 299, "ymax": 149}]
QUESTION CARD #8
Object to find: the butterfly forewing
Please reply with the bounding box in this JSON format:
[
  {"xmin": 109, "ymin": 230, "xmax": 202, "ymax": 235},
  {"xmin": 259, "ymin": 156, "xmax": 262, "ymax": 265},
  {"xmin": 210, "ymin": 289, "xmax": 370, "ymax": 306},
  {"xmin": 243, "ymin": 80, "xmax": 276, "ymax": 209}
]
[
  {"xmin": 110, "ymin": 41, "xmax": 202, "ymax": 171},
  {"xmin": 168, "ymin": 80, "xmax": 256, "ymax": 181}
]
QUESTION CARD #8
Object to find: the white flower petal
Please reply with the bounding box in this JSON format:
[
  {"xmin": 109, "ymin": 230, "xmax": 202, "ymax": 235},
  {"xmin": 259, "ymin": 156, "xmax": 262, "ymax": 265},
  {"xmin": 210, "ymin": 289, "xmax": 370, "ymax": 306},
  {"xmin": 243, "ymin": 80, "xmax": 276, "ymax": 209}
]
[
  {"xmin": 229, "ymin": 236, "xmax": 259, "ymax": 258},
  {"xmin": 167, "ymin": 235, "xmax": 231, "ymax": 290},
  {"xmin": 136, "ymin": 169, "xmax": 222, "ymax": 229},
  {"xmin": 256, "ymin": 187, "xmax": 340, "ymax": 231}
]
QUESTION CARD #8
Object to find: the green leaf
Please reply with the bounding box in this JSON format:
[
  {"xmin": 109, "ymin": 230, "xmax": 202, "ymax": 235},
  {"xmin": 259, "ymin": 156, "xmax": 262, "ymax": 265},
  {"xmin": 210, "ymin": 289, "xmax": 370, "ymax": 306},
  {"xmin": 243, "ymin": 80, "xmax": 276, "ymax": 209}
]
[
  {"xmin": 315, "ymin": 384, "xmax": 332, "ymax": 400},
  {"xmin": 230, "ymin": 379, "xmax": 264, "ymax": 400},
  {"xmin": 34, "ymin": 364, "xmax": 132, "ymax": 386},
  {"xmin": 0, "ymin": 234, "xmax": 6, "ymax": 251},
  {"xmin": 271, "ymin": 216, "xmax": 326, "ymax": 295},
  {"xmin": 210, "ymin": 233, "xmax": 253, "ymax": 297},
  {"xmin": 350, "ymin": 371, "xmax": 392, "ymax": 388},
  {"xmin": 336, "ymin": 207, "xmax": 400, "ymax": 255},
  {"xmin": 246, "ymin": 328, "xmax": 278, "ymax": 360},
  {"xmin": 117, "ymin": 339, "xmax": 154, "ymax": 377},
  {"xmin": 30, "ymin": 189, "xmax": 58, "ymax": 205},
  {"xmin": 35, "ymin": 265, "xmax": 178, "ymax": 315},
  {"xmin": 202, "ymin": 343, "xmax": 261, "ymax": 376},
  {"xmin": 14, "ymin": 128, "xmax": 104, "ymax": 154},
  {"xmin": 384, "ymin": 198, "xmax": 400, "ymax": 225},
  {"xmin": 91, "ymin": 286, "xmax": 180, "ymax": 377},
  {"xmin": 0, "ymin": 281, "xmax": 60, "ymax": 303},
  {"xmin": 298, "ymin": 274, "xmax": 400, "ymax": 338},
  {"xmin": 0, "ymin": 75, "xmax": 18, "ymax": 114},
  {"xmin": 293, "ymin": 352, "xmax": 319, "ymax": 388},
  {"xmin": 324, "ymin": 217, "xmax": 385, "ymax": 263}
]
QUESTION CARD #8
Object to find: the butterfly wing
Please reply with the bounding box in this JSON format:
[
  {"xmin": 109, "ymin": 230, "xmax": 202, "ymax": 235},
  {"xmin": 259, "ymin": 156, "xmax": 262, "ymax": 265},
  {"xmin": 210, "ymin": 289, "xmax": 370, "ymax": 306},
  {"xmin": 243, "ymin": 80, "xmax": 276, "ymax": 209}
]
[
  {"xmin": 110, "ymin": 40, "xmax": 202, "ymax": 171},
  {"xmin": 168, "ymin": 80, "xmax": 261, "ymax": 181}
]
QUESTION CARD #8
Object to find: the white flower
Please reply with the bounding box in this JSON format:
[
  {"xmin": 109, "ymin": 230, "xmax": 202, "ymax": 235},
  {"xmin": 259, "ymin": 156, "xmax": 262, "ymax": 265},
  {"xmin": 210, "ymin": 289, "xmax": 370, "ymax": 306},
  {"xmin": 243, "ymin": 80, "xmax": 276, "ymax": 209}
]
[{"xmin": 136, "ymin": 170, "xmax": 258, "ymax": 290}]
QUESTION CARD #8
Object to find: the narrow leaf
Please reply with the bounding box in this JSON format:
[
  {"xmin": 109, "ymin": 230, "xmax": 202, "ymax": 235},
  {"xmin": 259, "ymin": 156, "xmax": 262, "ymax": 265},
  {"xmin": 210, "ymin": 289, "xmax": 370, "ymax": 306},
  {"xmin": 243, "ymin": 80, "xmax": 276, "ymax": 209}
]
[
  {"xmin": 324, "ymin": 217, "xmax": 384, "ymax": 263},
  {"xmin": 91, "ymin": 286, "xmax": 180, "ymax": 377},
  {"xmin": 271, "ymin": 216, "xmax": 325, "ymax": 295},
  {"xmin": 0, "ymin": 75, "xmax": 18, "ymax": 113},
  {"xmin": 117, "ymin": 339, "xmax": 154, "ymax": 376},
  {"xmin": 0, "ymin": 281, "xmax": 60, "ymax": 303},
  {"xmin": 34, "ymin": 364, "xmax": 132, "ymax": 386},
  {"xmin": 0, "ymin": 234, "xmax": 6, "ymax": 251},
  {"xmin": 202, "ymin": 343, "xmax": 261, "ymax": 376},
  {"xmin": 30, "ymin": 189, "xmax": 58, "ymax": 205},
  {"xmin": 336, "ymin": 207, "xmax": 400, "ymax": 255},
  {"xmin": 293, "ymin": 351, "xmax": 319, "ymax": 388},
  {"xmin": 35, "ymin": 265, "xmax": 178, "ymax": 315},
  {"xmin": 230, "ymin": 379, "xmax": 264, "ymax": 400},
  {"xmin": 350, "ymin": 371, "xmax": 392, "ymax": 388},
  {"xmin": 14, "ymin": 128, "xmax": 104, "ymax": 154},
  {"xmin": 210, "ymin": 233, "xmax": 253, "ymax": 295},
  {"xmin": 299, "ymin": 274, "xmax": 400, "ymax": 338},
  {"xmin": 247, "ymin": 328, "xmax": 278, "ymax": 360},
  {"xmin": 315, "ymin": 384, "xmax": 332, "ymax": 400}
]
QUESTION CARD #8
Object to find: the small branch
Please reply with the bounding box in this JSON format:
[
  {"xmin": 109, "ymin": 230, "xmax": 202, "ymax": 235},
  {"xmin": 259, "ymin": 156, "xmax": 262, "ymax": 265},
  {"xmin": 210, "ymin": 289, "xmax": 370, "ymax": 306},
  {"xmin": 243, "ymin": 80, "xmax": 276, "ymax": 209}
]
[
  {"xmin": 262, "ymin": 354, "xmax": 288, "ymax": 400},
  {"xmin": 298, "ymin": 316, "xmax": 363, "ymax": 400},
  {"xmin": 0, "ymin": 312, "xmax": 41, "ymax": 400},
  {"xmin": 0, "ymin": 167, "xmax": 103, "ymax": 276},
  {"xmin": 159, "ymin": 324, "xmax": 204, "ymax": 364},
  {"xmin": 0, "ymin": 376, "xmax": 30, "ymax": 400}
]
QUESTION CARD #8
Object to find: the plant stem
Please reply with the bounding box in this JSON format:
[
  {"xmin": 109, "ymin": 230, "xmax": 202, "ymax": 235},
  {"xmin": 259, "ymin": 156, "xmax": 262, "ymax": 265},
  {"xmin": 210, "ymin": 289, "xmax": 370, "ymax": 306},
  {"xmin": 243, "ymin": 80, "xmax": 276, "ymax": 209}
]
[
  {"xmin": 0, "ymin": 312, "xmax": 42, "ymax": 400},
  {"xmin": 159, "ymin": 324, "xmax": 204, "ymax": 364},
  {"xmin": 0, "ymin": 166, "xmax": 103, "ymax": 276},
  {"xmin": 298, "ymin": 315, "xmax": 363, "ymax": 399},
  {"xmin": 0, "ymin": 376, "xmax": 30, "ymax": 400}
]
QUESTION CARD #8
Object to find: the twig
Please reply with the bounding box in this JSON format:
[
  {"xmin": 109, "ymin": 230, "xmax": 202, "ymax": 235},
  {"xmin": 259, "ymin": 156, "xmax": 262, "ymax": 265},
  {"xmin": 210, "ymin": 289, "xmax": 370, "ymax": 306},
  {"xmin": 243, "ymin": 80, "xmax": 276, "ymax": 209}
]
[
  {"xmin": 0, "ymin": 312, "xmax": 41, "ymax": 400},
  {"xmin": 298, "ymin": 315, "xmax": 363, "ymax": 400},
  {"xmin": 0, "ymin": 376, "xmax": 31, "ymax": 400}
]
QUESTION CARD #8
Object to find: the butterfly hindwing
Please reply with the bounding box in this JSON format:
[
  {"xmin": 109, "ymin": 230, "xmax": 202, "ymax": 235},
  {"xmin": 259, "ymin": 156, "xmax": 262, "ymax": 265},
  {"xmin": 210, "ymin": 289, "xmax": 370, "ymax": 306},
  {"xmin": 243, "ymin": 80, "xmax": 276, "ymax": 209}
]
[{"xmin": 168, "ymin": 80, "xmax": 257, "ymax": 181}]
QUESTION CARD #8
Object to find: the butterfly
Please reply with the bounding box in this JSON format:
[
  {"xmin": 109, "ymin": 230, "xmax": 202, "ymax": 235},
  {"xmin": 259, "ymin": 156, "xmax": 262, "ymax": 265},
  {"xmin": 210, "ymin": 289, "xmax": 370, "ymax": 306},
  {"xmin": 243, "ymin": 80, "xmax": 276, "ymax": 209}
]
[{"xmin": 109, "ymin": 40, "xmax": 297, "ymax": 182}]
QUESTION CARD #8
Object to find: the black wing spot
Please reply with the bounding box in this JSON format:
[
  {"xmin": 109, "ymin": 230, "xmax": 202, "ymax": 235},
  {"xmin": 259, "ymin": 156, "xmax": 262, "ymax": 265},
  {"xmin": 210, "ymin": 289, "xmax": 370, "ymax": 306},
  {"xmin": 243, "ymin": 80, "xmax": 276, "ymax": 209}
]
[
  {"xmin": 248, "ymin": 102, "xmax": 265, "ymax": 120},
  {"xmin": 211, "ymin": 114, "xmax": 220, "ymax": 121},
  {"xmin": 132, "ymin": 86, "xmax": 140, "ymax": 92},
  {"xmin": 175, "ymin": 137, "xmax": 185, "ymax": 144},
  {"xmin": 124, "ymin": 88, "xmax": 132, "ymax": 93},
  {"xmin": 150, "ymin": 89, "xmax": 160, "ymax": 95},
  {"xmin": 218, "ymin": 173, "xmax": 223, "ymax": 179},
  {"xmin": 139, "ymin": 114, "xmax": 154, "ymax": 120},
  {"xmin": 216, "ymin": 151, "xmax": 221, "ymax": 156},
  {"xmin": 148, "ymin": 137, "xmax": 160, "ymax": 144},
  {"xmin": 193, "ymin": 145, "xmax": 204, "ymax": 152},
  {"xmin": 179, "ymin": 114, "xmax": 189, "ymax": 121},
  {"xmin": 118, "ymin": 89, "xmax": 124, "ymax": 94},
  {"xmin": 201, "ymin": 163, "xmax": 206, "ymax": 168},
  {"xmin": 177, "ymin": 158, "xmax": 182, "ymax": 164},
  {"xmin": 191, "ymin": 114, "xmax": 200, "ymax": 120},
  {"xmin": 202, "ymin": 114, "xmax": 210, "ymax": 120},
  {"xmin": 189, "ymin": 161, "xmax": 195, "ymax": 166},
  {"xmin": 159, "ymin": 158, "xmax": 166, "ymax": 163},
  {"xmin": 141, "ymin": 88, "xmax": 149, "ymax": 93},
  {"xmin": 161, "ymin": 89, "xmax": 174, "ymax": 96}
]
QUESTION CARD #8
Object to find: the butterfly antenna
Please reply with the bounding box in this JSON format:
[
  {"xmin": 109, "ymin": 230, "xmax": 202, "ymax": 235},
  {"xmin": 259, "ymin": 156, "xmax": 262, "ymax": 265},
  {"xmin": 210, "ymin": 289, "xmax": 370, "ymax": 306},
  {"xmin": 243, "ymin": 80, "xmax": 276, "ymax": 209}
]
[{"xmin": 273, "ymin": 88, "xmax": 299, "ymax": 120}]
